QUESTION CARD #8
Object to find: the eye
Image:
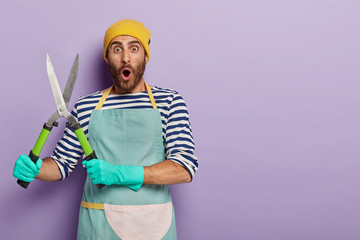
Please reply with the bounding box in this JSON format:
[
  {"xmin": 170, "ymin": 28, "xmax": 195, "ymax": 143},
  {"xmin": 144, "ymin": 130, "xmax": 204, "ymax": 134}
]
[
  {"xmin": 131, "ymin": 46, "xmax": 138, "ymax": 52},
  {"xmin": 114, "ymin": 47, "xmax": 121, "ymax": 52}
]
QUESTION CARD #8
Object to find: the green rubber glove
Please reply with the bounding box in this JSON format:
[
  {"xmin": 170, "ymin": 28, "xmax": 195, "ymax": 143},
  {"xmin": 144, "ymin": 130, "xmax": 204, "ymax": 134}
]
[
  {"xmin": 83, "ymin": 159, "xmax": 144, "ymax": 191},
  {"xmin": 13, "ymin": 155, "xmax": 42, "ymax": 182}
]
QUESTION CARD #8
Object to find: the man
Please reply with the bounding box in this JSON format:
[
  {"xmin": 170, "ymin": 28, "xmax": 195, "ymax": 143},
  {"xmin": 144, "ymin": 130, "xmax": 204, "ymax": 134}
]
[{"xmin": 13, "ymin": 19, "xmax": 198, "ymax": 239}]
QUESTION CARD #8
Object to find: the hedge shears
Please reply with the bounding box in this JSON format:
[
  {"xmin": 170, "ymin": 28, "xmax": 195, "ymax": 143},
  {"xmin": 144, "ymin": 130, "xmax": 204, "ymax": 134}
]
[{"xmin": 17, "ymin": 54, "xmax": 104, "ymax": 189}]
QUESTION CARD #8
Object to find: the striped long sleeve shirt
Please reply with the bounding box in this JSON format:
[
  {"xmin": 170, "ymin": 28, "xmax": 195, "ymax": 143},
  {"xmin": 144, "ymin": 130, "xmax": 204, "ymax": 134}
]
[{"xmin": 51, "ymin": 86, "xmax": 198, "ymax": 180}]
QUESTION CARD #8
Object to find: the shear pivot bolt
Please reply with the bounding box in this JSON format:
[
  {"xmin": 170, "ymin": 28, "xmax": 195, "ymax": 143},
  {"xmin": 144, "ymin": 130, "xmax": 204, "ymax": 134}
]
[{"xmin": 59, "ymin": 107, "xmax": 64, "ymax": 112}]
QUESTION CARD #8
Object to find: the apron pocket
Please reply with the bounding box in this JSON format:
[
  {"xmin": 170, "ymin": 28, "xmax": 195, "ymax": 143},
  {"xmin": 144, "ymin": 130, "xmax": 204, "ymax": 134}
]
[{"xmin": 104, "ymin": 201, "xmax": 173, "ymax": 240}]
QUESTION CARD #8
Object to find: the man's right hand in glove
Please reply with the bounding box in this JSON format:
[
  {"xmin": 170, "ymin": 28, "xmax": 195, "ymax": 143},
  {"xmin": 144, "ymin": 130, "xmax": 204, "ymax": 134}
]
[{"xmin": 13, "ymin": 155, "xmax": 42, "ymax": 182}]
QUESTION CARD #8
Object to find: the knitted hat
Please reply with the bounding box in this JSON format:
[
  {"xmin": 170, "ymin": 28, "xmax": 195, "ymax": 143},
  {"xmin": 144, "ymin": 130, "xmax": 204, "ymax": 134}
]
[{"xmin": 103, "ymin": 19, "xmax": 151, "ymax": 61}]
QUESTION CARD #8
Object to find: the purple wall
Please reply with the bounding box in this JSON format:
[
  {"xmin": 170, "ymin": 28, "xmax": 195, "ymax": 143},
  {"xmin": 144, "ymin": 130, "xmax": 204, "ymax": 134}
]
[{"xmin": 1, "ymin": 1, "xmax": 360, "ymax": 239}]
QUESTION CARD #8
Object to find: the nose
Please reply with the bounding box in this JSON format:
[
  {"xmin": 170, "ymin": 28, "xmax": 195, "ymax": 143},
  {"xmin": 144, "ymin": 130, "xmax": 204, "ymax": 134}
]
[{"xmin": 122, "ymin": 50, "xmax": 130, "ymax": 63}]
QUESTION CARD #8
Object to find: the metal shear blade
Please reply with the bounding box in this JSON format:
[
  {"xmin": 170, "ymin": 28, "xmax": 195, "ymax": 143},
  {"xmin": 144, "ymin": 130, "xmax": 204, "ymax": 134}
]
[{"xmin": 46, "ymin": 54, "xmax": 79, "ymax": 126}]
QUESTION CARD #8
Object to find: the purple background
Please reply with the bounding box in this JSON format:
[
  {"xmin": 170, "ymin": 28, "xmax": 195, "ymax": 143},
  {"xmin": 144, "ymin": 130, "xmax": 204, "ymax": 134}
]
[{"xmin": 1, "ymin": 0, "xmax": 360, "ymax": 239}]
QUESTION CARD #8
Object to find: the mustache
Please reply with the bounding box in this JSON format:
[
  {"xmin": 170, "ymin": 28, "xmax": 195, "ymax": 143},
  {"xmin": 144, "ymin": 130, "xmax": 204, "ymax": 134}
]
[{"xmin": 117, "ymin": 64, "xmax": 135, "ymax": 74}]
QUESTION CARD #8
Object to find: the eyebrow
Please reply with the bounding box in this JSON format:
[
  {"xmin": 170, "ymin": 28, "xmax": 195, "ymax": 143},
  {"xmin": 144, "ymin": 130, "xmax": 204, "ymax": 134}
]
[
  {"xmin": 128, "ymin": 40, "xmax": 141, "ymax": 46},
  {"xmin": 110, "ymin": 41, "xmax": 123, "ymax": 47},
  {"xmin": 110, "ymin": 40, "xmax": 141, "ymax": 47}
]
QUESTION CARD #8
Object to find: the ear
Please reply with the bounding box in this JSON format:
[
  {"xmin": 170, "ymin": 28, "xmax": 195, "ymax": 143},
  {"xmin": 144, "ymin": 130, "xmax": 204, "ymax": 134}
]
[
  {"xmin": 105, "ymin": 57, "xmax": 108, "ymax": 63},
  {"xmin": 145, "ymin": 55, "xmax": 148, "ymax": 63}
]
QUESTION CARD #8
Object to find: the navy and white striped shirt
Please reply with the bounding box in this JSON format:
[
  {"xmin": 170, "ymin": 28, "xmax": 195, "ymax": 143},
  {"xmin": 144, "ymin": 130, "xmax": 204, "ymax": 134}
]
[{"xmin": 51, "ymin": 86, "xmax": 198, "ymax": 180}]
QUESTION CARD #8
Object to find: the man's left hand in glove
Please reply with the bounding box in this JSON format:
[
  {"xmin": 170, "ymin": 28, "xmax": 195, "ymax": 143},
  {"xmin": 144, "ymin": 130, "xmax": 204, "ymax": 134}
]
[{"xmin": 83, "ymin": 159, "xmax": 144, "ymax": 191}]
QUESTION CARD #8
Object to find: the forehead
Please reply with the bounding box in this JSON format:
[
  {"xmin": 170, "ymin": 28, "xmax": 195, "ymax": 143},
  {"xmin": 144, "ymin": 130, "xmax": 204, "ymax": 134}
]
[{"xmin": 110, "ymin": 35, "xmax": 141, "ymax": 45}]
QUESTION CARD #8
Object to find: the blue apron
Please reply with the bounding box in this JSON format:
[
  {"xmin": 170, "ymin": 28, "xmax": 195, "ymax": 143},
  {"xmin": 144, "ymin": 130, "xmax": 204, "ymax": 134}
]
[{"xmin": 77, "ymin": 83, "xmax": 177, "ymax": 240}]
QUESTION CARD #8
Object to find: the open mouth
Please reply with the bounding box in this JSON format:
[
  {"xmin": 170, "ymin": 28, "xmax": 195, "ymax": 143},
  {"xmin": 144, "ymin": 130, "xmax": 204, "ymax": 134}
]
[
  {"xmin": 123, "ymin": 70, "xmax": 130, "ymax": 77},
  {"xmin": 121, "ymin": 68, "xmax": 132, "ymax": 80}
]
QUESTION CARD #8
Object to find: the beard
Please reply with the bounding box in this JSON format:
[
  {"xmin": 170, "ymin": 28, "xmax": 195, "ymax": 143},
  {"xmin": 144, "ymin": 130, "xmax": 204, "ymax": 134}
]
[{"xmin": 108, "ymin": 57, "xmax": 146, "ymax": 93}]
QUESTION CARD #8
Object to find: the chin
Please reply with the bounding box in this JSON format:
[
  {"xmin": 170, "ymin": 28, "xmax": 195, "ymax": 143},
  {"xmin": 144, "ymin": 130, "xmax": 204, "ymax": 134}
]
[{"xmin": 114, "ymin": 80, "xmax": 135, "ymax": 92}]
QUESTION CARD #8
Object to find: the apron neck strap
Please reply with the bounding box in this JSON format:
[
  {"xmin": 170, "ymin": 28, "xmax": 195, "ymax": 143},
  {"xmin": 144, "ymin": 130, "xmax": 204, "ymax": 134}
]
[
  {"xmin": 95, "ymin": 82, "xmax": 157, "ymax": 110},
  {"xmin": 145, "ymin": 82, "xmax": 157, "ymax": 109},
  {"xmin": 95, "ymin": 87, "xmax": 112, "ymax": 110}
]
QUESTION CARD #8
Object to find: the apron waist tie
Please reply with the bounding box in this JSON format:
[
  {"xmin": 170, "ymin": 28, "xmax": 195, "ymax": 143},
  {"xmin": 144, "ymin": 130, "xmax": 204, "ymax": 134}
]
[{"xmin": 81, "ymin": 200, "xmax": 104, "ymax": 210}]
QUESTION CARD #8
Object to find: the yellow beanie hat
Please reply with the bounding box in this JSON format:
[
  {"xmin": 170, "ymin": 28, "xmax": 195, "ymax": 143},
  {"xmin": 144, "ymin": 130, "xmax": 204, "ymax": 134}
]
[{"xmin": 103, "ymin": 19, "xmax": 151, "ymax": 61}]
